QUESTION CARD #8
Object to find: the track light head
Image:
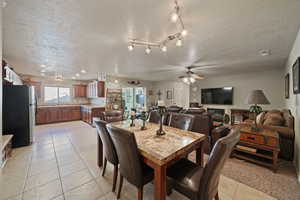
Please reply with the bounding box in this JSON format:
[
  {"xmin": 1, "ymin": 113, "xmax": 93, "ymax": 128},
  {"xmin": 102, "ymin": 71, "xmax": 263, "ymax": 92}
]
[
  {"xmin": 128, "ymin": 44, "xmax": 134, "ymax": 51},
  {"xmin": 171, "ymin": 12, "xmax": 179, "ymax": 22},
  {"xmin": 145, "ymin": 46, "xmax": 151, "ymax": 54},
  {"xmin": 181, "ymin": 29, "xmax": 188, "ymax": 37},
  {"xmin": 161, "ymin": 45, "xmax": 167, "ymax": 52},
  {"xmin": 176, "ymin": 39, "xmax": 182, "ymax": 47}
]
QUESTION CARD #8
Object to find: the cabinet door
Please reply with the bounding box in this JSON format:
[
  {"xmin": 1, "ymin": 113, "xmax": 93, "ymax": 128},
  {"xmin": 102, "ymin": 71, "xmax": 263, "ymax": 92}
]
[
  {"xmin": 97, "ymin": 81, "xmax": 105, "ymax": 97},
  {"xmin": 61, "ymin": 108, "xmax": 72, "ymax": 121},
  {"xmin": 72, "ymin": 110, "xmax": 81, "ymax": 120},
  {"xmin": 36, "ymin": 108, "xmax": 47, "ymax": 124},
  {"xmin": 74, "ymin": 85, "xmax": 87, "ymax": 98},
  {"xmin": 48, "ymin": 108, "xmax": 60, "ymax": 122}
]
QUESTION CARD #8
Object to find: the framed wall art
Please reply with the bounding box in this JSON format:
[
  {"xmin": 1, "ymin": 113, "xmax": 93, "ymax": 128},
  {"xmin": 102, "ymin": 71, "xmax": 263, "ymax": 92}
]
[{"xmin": 293, "ymin": 57, "xmax": 300, "ymax": 94}]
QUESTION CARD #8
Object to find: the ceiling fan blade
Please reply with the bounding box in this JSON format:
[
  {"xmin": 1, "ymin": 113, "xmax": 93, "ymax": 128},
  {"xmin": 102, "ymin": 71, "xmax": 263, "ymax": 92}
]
[{"xmin": 191, "ymin": 73, "xmax": 205, "ymax": 80}]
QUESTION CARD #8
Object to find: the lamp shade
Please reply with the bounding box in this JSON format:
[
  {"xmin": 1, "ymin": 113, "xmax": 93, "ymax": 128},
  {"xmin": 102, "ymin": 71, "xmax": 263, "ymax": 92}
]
[{"xmin": 246, "ymin": 90, "xmax": 270, "ymax": 105}]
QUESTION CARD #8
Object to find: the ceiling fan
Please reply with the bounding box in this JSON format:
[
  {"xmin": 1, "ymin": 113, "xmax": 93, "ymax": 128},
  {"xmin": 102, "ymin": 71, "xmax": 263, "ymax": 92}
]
[{"xmin": 178, "ymin": 66, "xmax": 205, "ymax": 84}]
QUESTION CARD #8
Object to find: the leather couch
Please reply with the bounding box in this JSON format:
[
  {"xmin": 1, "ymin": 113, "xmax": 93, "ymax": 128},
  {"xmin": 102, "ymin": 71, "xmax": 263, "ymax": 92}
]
[{"xmin": 256, "ymin": 109, "xmax": 294, "ymax": 161}]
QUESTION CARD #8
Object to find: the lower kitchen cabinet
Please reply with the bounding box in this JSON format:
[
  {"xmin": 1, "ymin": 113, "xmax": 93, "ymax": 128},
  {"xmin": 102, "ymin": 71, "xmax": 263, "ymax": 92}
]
[
  {"xmin": 81, "ymin": 106, "xmax": 105, "ymax": 125},
  {"xmin": 36, "ymin": 106, "xmax": 81, "ymax": 124}
]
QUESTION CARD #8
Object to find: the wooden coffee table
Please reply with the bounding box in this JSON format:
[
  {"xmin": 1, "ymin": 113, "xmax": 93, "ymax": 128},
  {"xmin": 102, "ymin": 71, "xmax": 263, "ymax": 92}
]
[{"xmin": 232, "ymin": 124, "xmax": 280, "ymax": 172}]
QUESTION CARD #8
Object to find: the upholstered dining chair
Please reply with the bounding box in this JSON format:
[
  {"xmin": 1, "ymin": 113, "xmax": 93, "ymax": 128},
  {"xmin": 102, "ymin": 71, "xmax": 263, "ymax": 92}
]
[
  {"xmin": 95, "ymin": 120, "xmax": 119, "ymax": 192},
  {"xmin": 106, "ymin": 124, "xmax": 154, "ymax": 200},
  {"xmin": 148, "ymin": 110, "xmax": 161, "ymax": 124},
  {"xmin": 167, "ymin": 128, "xmax": 240, "ymax": 200},
  {"xmin": 103, "ymin": 110, "xmax": 123, "ymax": 123},
  {"xmin": 168, "ymin": 113, "xmax": 195, "ymax": 131}
]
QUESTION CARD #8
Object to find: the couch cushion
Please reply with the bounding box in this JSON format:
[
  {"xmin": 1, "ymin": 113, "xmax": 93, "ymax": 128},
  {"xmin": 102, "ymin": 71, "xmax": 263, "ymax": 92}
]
[{"xmin": 263, "ymin": 113, "xmax": 284, "ymax": 126}]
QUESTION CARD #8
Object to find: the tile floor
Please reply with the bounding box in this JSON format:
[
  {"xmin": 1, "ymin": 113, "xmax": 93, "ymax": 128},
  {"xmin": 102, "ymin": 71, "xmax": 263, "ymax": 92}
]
[{"xmin": 0, "ymin": 121, "xmax": 277, "ymax": 200}]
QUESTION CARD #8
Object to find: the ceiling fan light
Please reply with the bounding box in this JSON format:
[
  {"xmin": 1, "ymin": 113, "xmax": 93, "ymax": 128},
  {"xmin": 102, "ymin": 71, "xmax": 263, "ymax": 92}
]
[
  {"xmin": 181, "ymin": 29, "xmax": 188, "ymax": 37},
  {"xmin": 76, "ymin": 73, "xmax": 80, "ymax": 77},
  {"xmin": 145, "ymin": 46, "xmax": 151, "ymax": 54},
  {"xmin": 182, "ymin": 77, "xmax": 188, "ymax": 83},
  {"xmin": 190, "ymin": 77, "xmax": 196, "ymax": 83},
  {"xmin": 176, "ymin": 39, "xmax": 182, "ymax": 47}
]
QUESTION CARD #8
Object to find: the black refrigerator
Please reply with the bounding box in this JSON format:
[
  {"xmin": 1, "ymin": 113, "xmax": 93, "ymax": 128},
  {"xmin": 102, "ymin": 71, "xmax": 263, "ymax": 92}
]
[{"xmin": 3, "ymin": 85, "xmax": 36, "ymax": 147}]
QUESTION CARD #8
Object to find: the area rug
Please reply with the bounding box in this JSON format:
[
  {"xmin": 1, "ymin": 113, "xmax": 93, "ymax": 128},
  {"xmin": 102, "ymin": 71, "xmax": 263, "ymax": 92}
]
[{"xmin": 190, "ymin": 153, "xmax": 300, "ymax": 200}]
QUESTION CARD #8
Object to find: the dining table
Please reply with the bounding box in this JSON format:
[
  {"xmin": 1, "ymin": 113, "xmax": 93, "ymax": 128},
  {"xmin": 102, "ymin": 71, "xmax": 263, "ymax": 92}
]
[{"xmin": 97, "ymin": 120, "xmax": 207, "ymax": 200}]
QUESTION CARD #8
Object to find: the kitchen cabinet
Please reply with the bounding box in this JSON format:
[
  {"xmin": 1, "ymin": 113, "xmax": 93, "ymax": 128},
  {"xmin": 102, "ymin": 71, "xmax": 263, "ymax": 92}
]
[
  {"xmin": 87, "ymin": 81, "xmax": 105, "ymax": 98},
  {"xmin": 36, "ymin": 106, "xmax": 81, "ymax": 124},
  {"xmin": 81, "ymin": 106, "xmax": 105, "ymax": 125},
  {"xmin": 73, "ymin": 85, "xmax": 87, "ymax": 98}
]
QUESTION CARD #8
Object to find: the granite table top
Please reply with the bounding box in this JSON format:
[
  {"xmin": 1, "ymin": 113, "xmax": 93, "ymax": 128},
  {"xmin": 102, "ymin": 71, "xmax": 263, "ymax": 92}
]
[{"xmin": 111, "ymin": 120, "xmax": 206, "ymax": 166}]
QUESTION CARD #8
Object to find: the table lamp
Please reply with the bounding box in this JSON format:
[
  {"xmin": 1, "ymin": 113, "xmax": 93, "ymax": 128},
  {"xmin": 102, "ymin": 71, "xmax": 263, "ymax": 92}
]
[{"xmin": 245, "ymin": 90, "xmax": 270, "ymax": 131}]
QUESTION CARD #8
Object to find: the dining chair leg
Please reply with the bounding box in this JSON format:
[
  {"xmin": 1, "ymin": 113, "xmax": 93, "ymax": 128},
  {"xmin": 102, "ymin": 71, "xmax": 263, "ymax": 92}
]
[
  {"xmin": 215, "ymin": 191, "xmax": 219, "ymax": 200},
  {"xmin": 138, "ymin": 186, "xmax": 143, "ymax": 200},
  {"xmin": 112, "ymin": 165, "xmax": 118, "ymax": 192},
  {"xmin": 117, "ymin": 174, "xmax": 123, "ymax": 199},
  {"xmin": 102, "ymin": 158, "xmax": 107, "ymax": 176}
]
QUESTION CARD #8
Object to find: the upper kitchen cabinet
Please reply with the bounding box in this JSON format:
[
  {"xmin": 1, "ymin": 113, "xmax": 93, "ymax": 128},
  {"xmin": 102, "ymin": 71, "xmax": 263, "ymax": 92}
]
[
  {"xmin": 73, "ymin": 84, "xmax": 87, "ymax": 98},
  {"xmin": 87, "ymin": 81, "xmax": 105, "ymax": 98}
]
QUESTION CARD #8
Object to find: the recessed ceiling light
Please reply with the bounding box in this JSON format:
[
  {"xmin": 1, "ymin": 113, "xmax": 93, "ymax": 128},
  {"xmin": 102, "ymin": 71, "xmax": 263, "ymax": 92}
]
[
  {"xmin": 41, "ymin": 64, "xmax": 46, "ymax": 68},
  {"xmin": 76, "ymin": 73, "xmax": 80, "ymax": 77},
  {"xmin": 72, "ymin": 76, "xmax": 76, "ymax": 80},
  {"xmin": 259, "ymin": 49, "xmax": 271, "ymax": 56},
  {"xmin": 41, "ymin": 69, "xmax": 46, "ymax": 73},
  {"xmin": 81, "ymin": 69, "xmax": 86, "ymax": 73},
  {"xmin": 2, "ymin": 1, "xmax": 7, "ymax": 8}
]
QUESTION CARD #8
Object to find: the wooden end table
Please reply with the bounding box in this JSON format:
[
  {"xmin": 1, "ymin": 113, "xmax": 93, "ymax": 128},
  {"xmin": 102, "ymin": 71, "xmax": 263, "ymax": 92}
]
[{"xmin": 232, "ymin": 124, "xmax": 280, "ymax": 172}]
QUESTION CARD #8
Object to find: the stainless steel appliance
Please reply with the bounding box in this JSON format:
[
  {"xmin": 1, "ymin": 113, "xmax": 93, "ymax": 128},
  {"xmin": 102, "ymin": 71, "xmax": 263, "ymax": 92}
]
[{"xmin": 3, "ymin": 85, "xmax": 36, "ymax": 147}]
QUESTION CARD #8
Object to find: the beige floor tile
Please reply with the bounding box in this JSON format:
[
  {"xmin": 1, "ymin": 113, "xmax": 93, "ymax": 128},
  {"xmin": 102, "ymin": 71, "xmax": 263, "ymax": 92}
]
[
  {"xmin": 24, "ymin": 168, "xmax": 60, "ymax": 191},
  {"xmin": 59, "ymin": 160, "xmax": 86, "ymax": 177},
  {"xmin": 61, "ymin": 169, "xmax": 93, "ymax": 192},
  {"xmin": 64, "ymin": 180, "xmax": 103, "ymax": 200},
  {"xmin": 0, "ymin": 178, "xmax": 25, "ymax": 200},
  {"xmin": 22, "ymin": 179, "xmax": 63, "ymax": 200},
  {"xmin": 234, "ymin": 183, "xmax": 277, "ymax": 200},
  {"xmin": 28, "ymin": 159, "xmax": 58, "ymax": 176}
]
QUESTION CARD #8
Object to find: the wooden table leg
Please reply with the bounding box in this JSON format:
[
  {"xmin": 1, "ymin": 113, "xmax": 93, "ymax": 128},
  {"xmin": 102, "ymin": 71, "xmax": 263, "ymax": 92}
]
[
  {"xmin": 154, "ymin": 164, "xmax": 167, "ymax": 200},
  {"xmin": 196, "ymin": 141, "xmax": 204, "ymax": 167},
  {"xmin": 97, "ymin": 134, "xmax": 103, "ymax": 167},
  {"xmin": 273, "ymin": 150, "xmax": 279, "ymax": 173}
]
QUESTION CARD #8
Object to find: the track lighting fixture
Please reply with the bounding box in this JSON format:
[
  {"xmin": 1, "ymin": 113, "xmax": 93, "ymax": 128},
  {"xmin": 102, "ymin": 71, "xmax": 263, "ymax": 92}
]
[
  {"xmin": 145, "ymin": 46, "xmax": 151, "ymax": 54},
  {"xmin": 127, "ymin": 0, "xmax": 187, "ymax": 53}
]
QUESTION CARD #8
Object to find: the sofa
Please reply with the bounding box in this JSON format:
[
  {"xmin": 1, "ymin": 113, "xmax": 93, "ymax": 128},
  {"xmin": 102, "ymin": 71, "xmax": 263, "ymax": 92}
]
[{"xmin": 256, "ymin": 109, "xmax": 294, "ymax": 161}]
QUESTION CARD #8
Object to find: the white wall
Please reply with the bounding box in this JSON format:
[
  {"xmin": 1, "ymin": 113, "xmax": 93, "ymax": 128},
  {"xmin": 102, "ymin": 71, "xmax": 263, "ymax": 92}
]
[
  {"xmin": 152, "ymin": 81, "xmax": 190, "ymax": 108},
  {"xmin": 190, "ymin": 69, "xmax": 285, "ymax": 113},
  {"xmin": 284, "ymin": 29, "xmax": 300, "ymax": 182}
]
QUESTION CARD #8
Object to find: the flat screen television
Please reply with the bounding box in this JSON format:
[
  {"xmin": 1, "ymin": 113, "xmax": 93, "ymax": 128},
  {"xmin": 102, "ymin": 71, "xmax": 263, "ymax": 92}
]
[{"xmin": 201, "ymin": 87, "xmax": 233, "ymax": 105}]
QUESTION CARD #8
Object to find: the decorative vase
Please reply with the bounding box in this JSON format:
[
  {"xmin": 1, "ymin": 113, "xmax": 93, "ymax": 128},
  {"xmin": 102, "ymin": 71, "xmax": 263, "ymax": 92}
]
[{"xmin": 140, "ymin": 111, "xmax": 149, "ymax": 130}]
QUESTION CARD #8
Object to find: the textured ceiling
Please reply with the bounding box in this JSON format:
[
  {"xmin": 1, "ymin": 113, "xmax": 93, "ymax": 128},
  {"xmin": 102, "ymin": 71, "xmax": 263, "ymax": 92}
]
[{"xmin": 3, "ymin": 0, "xmax": 300, "ymax": 81}]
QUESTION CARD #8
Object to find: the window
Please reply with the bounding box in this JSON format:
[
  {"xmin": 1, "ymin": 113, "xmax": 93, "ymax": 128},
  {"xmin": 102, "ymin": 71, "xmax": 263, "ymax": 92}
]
[{"xmin": 44, "ymin": 87, "xmax": 71, "ymax": 104}]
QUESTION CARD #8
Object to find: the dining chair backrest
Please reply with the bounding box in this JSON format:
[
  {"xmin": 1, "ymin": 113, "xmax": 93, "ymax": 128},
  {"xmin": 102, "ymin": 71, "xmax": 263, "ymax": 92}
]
[
  {"xmin": 95, "ymin": 120, "xmax": 118, "ymax": 165},
  {"xmin": 103, "ymin": 110, "xmax": 123, "ymax": 123},
  {"xmin": 198, "ymin": 128, "xmax": 240, "ymax": 200},
  {"xmin": 106, "ymin": 124, "xmax": 144, "ymax": 188},
  {"xmin": 148, "ymin": 110, "xmax": 161, "ymax": 124},
  {"xmin": 168, "ymin": 113, "xmax": 195, "ymax": 131}
]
